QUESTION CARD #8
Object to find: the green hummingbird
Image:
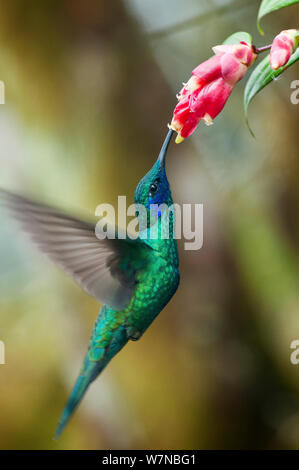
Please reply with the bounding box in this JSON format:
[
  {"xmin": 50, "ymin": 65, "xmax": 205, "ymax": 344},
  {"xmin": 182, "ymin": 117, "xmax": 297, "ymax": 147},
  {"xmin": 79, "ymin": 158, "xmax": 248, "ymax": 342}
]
[{"xmin": 0, "ymin": 129, "xmax": 180, "ymax": 437}]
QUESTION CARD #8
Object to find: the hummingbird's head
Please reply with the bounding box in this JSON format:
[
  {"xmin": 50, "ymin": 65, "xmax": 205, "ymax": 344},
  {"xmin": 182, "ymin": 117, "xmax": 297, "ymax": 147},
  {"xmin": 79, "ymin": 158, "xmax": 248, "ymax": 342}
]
[{"xmin": 134, "ymin": 130, "xmax": 173, "ymax": 211}]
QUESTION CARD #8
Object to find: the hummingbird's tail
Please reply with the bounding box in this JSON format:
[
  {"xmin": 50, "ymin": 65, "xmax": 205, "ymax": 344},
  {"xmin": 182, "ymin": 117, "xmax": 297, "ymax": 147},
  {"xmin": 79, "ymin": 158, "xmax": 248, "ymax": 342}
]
[
  {"xmin": 54, "ymin": 358, "xmax": 98, "ymax": 440},
  {"xmin": 54, "ymin": 306, "xmax": 128, "ymax": 439}
]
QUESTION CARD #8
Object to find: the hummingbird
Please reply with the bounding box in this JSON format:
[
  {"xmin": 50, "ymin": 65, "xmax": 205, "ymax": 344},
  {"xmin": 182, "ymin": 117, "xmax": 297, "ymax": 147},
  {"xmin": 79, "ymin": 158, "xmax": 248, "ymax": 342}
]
[{"xmin": 0, "ymin": 129, "xmax": 180, "ymax": 438}]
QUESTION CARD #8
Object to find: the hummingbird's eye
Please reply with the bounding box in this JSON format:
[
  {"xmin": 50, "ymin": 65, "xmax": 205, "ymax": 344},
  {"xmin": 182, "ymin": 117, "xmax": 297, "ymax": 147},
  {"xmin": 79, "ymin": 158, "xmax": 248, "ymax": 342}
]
[{"xmin": 149, "ymin": 182, "xmax": 158, "ymax": 196}]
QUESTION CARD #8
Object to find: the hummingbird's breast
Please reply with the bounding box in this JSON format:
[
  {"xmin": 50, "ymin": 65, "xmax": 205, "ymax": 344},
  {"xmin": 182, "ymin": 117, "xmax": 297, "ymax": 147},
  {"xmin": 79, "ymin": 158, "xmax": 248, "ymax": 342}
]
[{"xmin": 126, "ymin": 249, "xmax": 180, "ymax": 334}]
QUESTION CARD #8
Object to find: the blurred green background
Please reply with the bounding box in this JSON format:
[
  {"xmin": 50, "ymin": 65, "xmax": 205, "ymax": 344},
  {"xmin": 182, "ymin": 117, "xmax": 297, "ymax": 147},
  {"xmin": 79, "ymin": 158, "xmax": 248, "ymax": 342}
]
[{"xmin": 0, "ymin": 0, "xmax": 299, "ymax": 450}]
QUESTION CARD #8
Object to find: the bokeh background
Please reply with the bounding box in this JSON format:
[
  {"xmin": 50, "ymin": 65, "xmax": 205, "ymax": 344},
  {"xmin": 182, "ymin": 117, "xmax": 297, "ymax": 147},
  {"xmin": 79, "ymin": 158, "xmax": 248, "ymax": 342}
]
[{"xmin": 0, "ymin": 0, "xmax": 298, "ymax": 450}]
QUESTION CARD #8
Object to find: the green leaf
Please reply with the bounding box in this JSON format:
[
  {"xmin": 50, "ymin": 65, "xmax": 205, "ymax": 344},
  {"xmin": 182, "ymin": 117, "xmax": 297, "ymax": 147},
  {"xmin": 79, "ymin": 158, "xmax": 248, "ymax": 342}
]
[
  {"xmin": 258, "ymin": 0, "xmax": 299, "ymax": 35},
  {"xmin": 223, "ymin": 31, "xmax": 252, "ymax": 45},
  {"xmin": 244, "ymin": 47, "xmax": 299, "ymax": 136}
]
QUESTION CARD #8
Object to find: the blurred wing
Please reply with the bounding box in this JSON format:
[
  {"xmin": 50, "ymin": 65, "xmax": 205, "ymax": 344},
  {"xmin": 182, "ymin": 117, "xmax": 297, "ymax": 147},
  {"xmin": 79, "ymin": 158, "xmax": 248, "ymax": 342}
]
[{"xmin": 0, "ymin": 189, "xmax": 148, "ymax": 310}]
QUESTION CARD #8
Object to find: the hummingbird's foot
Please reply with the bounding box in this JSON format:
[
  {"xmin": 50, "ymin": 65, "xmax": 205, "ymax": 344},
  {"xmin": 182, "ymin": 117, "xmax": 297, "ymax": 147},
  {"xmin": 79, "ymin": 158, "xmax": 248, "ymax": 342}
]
[{"xmin": 127, "ymin": 327, "xmax": 142, "ymax": 341}]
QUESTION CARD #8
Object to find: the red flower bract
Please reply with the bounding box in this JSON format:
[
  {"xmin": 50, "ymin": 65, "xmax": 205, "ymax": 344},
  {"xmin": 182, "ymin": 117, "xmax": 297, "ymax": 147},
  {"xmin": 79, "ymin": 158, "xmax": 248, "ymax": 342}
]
[
  {"xmin": 270, "ymin": 29, "xmax": 298, "ymax": 71},
  {"xmin": 170, "ymin": 42, "xmax": 256, "ymax": 143}
]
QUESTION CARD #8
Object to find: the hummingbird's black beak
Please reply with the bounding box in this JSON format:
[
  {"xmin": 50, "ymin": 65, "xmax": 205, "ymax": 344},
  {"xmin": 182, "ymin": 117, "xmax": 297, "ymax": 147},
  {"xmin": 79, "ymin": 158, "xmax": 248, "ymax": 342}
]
[{"xmin": 158, "ymin": 129, "xmax": 174, "ymax": 169}]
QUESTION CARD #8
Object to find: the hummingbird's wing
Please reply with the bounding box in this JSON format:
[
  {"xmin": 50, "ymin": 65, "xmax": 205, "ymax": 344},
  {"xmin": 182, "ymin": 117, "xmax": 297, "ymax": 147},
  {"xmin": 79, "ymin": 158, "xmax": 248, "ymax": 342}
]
[{"xmin": 0, "ymin": 189, "xmax": 150, "ymax": 310}]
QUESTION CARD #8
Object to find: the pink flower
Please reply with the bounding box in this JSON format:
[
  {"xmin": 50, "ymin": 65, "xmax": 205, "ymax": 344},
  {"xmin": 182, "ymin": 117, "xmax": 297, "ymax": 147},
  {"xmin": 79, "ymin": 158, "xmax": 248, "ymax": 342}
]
[
  {"xmin": 270, "ymin": 29, "xmax": 298, "ymax": 70},
  {"xmin": 170, "ymin": 42, "xmax": 257, "ymax": 143}
]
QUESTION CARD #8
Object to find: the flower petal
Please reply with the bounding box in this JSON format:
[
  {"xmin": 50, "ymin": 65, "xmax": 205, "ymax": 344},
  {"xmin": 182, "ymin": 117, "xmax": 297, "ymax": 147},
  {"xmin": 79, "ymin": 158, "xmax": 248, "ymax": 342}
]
[
  {"xmin": 170, "ymin": 95, "xmax": 191, "ymax": 132},
  {"xmin": 170, "ymin": 41, "xmax": 256, "ymax": 142},
  {"xmin": 180, "ymin": 112, "xmax": 201, "ymax": 139},
  {"xmin": 190, "ymin": 78, "xmax": 233, "ymax": 121},
  {"xmin": 270, "ymin": 30, "xmax": 298, "ymax": 70},
  {"xmin": 192, "ymin": 54, "xmax": 223, "ymax": 84},
  {"xmin": 220, "ymin": 53, "xmax": 247, "ymax": 86}
]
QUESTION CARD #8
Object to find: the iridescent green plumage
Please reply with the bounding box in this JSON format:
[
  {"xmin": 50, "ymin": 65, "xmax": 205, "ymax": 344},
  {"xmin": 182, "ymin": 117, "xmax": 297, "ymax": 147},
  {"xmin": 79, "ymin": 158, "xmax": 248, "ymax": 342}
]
[
  {"xmin": 56, "ymin": 130, "xmax": 179, "ymax": 437},
  {"xmin": 0, "ymin": 130, "xmax": 180, "ymax": 438}
]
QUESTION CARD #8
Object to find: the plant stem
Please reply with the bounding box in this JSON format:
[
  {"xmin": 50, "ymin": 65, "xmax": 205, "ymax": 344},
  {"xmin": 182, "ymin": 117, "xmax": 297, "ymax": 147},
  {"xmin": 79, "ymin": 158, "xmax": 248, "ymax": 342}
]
[{"xmin": 253, "ymin": 44, "xmax": 272, "ymax": 54}]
